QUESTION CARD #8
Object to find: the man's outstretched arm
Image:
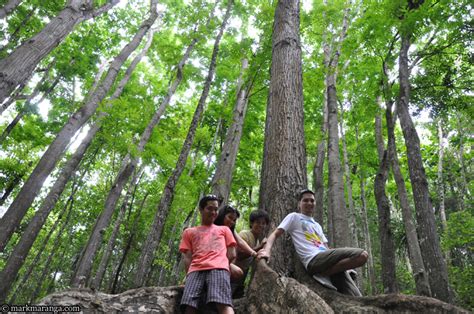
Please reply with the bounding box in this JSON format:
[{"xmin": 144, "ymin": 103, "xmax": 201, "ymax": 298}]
[{"xmin": 257, "ymin": 228, "xmax": 284, "ymax": 261}]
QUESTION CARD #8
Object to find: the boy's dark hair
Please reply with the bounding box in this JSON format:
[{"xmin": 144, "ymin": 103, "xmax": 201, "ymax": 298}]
[
  {"xmin": 249, "ymin": 210, "xmax": 270, "ymax": 227},
  {"xmin": 199, "ymin": 194, "xmax": 219, "ymax": 209},
  {"xmin": 298, "ymin": 189, "xmax": 315, "ymax": 201},
  {"xmin": 214, "ymin": 205, "xmax": 240, "ymax": 232}
]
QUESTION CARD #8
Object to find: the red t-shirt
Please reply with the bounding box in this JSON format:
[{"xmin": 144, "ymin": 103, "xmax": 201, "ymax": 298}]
[{"xmin": 179, "ymin": 224, "xmax": 236, "ymax": 274}]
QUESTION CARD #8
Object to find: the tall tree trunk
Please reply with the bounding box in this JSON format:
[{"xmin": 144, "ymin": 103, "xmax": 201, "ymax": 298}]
[
  {"xmin": 109, "ymin": 192, "xmax": 148, "ymax": 294},
  {"xmin": 258, "ymin": 0, "xmax": 307, "ymax": 275},
  {"xmin": 0, "ymin": 0, "xmax": 117, "ymax": 104},
  {"xmin": 210, "ymin": 58, "xmax": 249, "ymax": 203},
  {"xmin": 373, "ymin": 89, "xmax": 398, "ymax": 293},
  {"xmin": 374, "ymin": 150, "xmax": 398, "ymax": 293},
  {"xmin": 133, "ymin": 0, "xmax": 233, "ymax": 288},
  {"xmin": 325, "ymin": 3, "xmax": 350, "ymax": 248},
  {"xmin": 353, "ymin": 125, "xmax": 376, "ymax": 295},
  {"xmin": 312, "ymin": 0, "xmax": 331, "ymax": 233},
  {"xmin": 398, "ymin": 33, "xmax": 451, "ymax": 303},
  {"xmin": 387, "ymin": 102, "xmax": 430, "ymax": 296},
  {"xmin": 375, "ymin": 99, "xmax": 385, "ymax": 162},
  {"xmin": 0, "ymin": 1, "xmax": 157, "ymax": 252},
  {"xmin": 455, "ymin": 113, "xmax": 469, "ymax": 211},
  {"xmin": 358, "ymin": 174, "xmax": 376, "ymax": 294},
  {"xmin": 92, "ymin": 169, "xmax": 143, "ymax": 290},
  {"xmin": 312, "ymin": 109, "xmax": 327, "ymax": 227},
  {"xmin": 437, "ymin": 119, "xmax": 449, "ymax": 263},
  {"xmin": 338, "ymin": 101, "xmax": 359, "ymax": 248},
  {"xmin": 326, "ymin": 84, "xmax": 349, "ymax": 247}
]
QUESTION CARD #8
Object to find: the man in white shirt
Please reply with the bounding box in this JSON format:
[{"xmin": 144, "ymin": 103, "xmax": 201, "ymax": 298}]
[{"xmin": 258, "ymin": 189, "xmax": 368, "ymax": 296}]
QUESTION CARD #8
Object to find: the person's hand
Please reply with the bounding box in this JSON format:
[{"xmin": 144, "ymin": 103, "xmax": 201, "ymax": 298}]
[{"xmin": 257, "ymin": 249, "xmax": 269, "ymax": 261}]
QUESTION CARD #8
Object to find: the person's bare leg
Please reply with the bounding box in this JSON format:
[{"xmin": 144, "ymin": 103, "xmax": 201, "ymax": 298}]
[
  {"xmin": 216, "ymin": 303, "xmax": 234, "ymax": 314},
  {"xmin": 185, "ymin": 305, "xmax": 198, "ymax": 314},
  {"xmin": 322, "ymin": 251, "xmax": 368, "ymax": 276},
  {"xmin": 230, "ymin": 263, "xmax": 244, "ymax": 280}
]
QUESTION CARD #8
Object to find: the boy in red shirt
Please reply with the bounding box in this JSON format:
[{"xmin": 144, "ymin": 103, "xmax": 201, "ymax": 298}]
[{"xmin": 179, "ymin": 195, "xmax": 237, "ymax": 314}]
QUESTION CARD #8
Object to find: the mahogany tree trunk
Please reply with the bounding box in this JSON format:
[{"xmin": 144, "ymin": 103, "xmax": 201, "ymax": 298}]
[
  {"xmin": 373, "ymin": 151, "xmax": 398, "ymax": 293},
  {"xmin": 382, "ymin": 84, "xmax": 431, "ymax": 296},
  {"xmin": 258, "ymin": 0, "xmax": 307, "ymax": 275},
  {"xmin": 398, "ymin": 34, "xmax": 451, "ymax": 303}
]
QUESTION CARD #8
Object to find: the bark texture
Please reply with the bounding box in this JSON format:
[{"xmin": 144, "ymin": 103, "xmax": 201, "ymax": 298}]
[
  {"xmin": 0, "ymin": 0, "xmax": 117, "ymax": 104},
  {"xmin": 326, "ymin": 85, "xmax": 349, "ymax": 247},
  {"xmin": 398, "ymin": 34, "xmax": 451, "ymax": 303},
  {"xmin": 258, "ymin": 0, "xmax": 307, "ymax": 275},
  {"xmin": 374, "ymin": 151, "xmax": 398, "ymax": 293},
  {"xmin": 133, "ymin": 0, "xmax": 233, "ymax": 287}
]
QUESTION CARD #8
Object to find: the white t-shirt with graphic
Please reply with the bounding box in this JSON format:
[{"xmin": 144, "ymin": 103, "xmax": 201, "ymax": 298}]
[{"xmin": 277, "ymin": 212, "xmax": 328, "ymax": 268}]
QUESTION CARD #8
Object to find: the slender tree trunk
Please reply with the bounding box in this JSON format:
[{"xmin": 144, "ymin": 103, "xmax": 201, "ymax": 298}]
[
  {"xmin": 325, "ymin": 3, "xmax": 350, "ymax": 248},
  {"xmin": 210, "ymin": 58, "xmax": 249, "ymax": 204},
  {"xmin": 0, "ymin": 2, "xmax": 156, "ymax": 252},
  {"xmin": 373, "ymin": 91, "xmax": 398, "ymax": 293},
  {"xmin": 455, "ymin": 112, "xmax": 469, "ymax": 211},
  {"xmin": 359, "ymin": 175, "xmax": 376, "ymax": 294},
  {"xmin": 398, "ymin": 33, "xmax": 451, "ymax": 303},
  {"xmin": 437, "ymin": 119, "xmax": 450, "ymax": 263},
  {"xmin": 338, "ymin": 101, "xmax": 359, "ymax": 248},
  {"xmin": 258, "ymin": 0, "xmax": 307, "ymax": 276},
  {"xmin": 312, "ymin": 0, "xmax": 331, "ymax": 232},
  {"xmin": 313, "ymin": 114, "xmax": 327, "ymax": 228},
  {"xmin": 326, "ymin": 84, "xmax": 349, "ymax": 247},
  {"xmin": 133, "ymin": 0, "xmax": 233, "ymax": 288},
  {"xmin": 375, "ymin": 99, "xmax": 385, "ymax": 162},
  {"xmin": 0, "ymin": 0, "xmax": 118, "ymax": 103},
  {"xmin": 109, "ymin": 192, "xmax": 148, "ymax": 293},
  {"xmin": 386, "ymin": 102, "xmax": 431, "ymax": 296},
  {"xmin": 92, "ymin": 169, "xmax": 143, "ymax": 290},
  {"xmin": 157, "ymin": 222, "xmax": 178, "ymax": 286},
  {"xmin": 374, "ymin": 150, "xmax": 398, "ymax": 293},
  {"xmin": 0, "ymin": 0, "xmax": 22, "ymax": 19}
]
